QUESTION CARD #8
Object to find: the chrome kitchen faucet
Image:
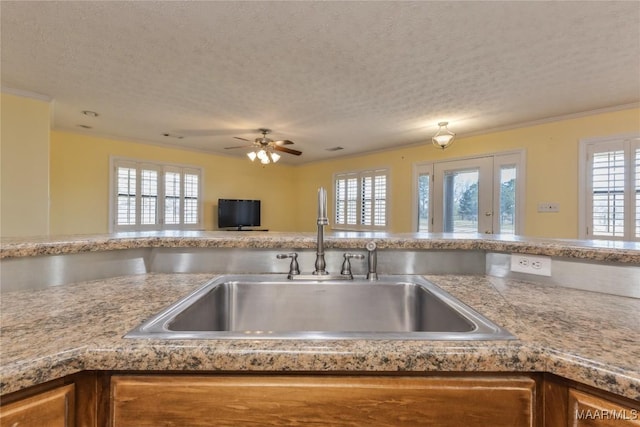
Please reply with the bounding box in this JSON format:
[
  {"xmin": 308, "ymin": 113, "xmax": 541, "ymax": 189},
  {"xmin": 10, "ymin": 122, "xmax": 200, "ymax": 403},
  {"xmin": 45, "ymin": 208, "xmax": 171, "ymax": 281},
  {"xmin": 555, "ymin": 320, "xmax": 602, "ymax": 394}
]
[{"xmin": 277, "ymin": 187, "xmax": 377, "ymax": 281}]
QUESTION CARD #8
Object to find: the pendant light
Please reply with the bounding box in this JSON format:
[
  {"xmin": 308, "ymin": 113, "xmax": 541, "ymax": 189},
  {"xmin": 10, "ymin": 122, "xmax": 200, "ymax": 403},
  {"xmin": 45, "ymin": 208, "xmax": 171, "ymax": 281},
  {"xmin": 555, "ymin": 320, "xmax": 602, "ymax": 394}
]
[{"xmin": 432, "ymin": 122, "xmax": 456, "ymax": 150}]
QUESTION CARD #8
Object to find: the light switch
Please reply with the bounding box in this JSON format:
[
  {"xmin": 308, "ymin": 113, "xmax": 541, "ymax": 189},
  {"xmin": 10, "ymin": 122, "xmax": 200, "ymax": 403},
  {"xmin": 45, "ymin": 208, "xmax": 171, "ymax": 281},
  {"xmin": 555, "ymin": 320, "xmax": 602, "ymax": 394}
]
[{"xmin": 537, "ymin": 202, "xmax": 559, "ymax": 213}]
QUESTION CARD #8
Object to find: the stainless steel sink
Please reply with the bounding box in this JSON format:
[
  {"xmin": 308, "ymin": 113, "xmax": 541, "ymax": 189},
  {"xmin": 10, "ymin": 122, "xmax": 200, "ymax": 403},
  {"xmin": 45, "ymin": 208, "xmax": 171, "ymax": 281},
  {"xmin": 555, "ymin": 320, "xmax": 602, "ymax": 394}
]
[{"xmin": 125, "ymin": 275, "xmax": 514, "ymax": 340}]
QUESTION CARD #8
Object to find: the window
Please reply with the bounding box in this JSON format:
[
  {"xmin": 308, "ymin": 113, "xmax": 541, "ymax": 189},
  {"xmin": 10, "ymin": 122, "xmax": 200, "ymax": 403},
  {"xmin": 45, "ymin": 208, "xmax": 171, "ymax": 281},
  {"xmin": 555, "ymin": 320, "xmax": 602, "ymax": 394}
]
[
  {"xmin": 581, "ymin": 135, "xmax": 640, "ymax": 241},
  {"xmin": 334, "ymin": 168, "xmax": 388, "ymax": 230},
  {"xmin": 111, "ymin": 158, "xmax": 202, "ymax": 231},
  {"xmin": 414, "ymin": 151, "xmax": 524, "ymax": 235}
]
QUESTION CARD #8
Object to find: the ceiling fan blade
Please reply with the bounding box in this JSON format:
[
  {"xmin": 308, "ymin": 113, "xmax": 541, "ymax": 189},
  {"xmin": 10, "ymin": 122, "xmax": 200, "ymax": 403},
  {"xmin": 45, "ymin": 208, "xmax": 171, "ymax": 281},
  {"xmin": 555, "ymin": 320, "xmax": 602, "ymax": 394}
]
[
  {"xmin": 273, "ymin": 140, "xmax": 294, "ymax": 146},
  {"xmin": 233, "ymin": 136, "xmax": 251, "ymax": 142},
  {"xmin": 274, "ymin": 145, "xmax": 302, "ymax": 156},
  {"xmin": 224, "ymin": 145, "xmax": 253, "ymax": 150},
  {"xmin": 173, "ymin": 128, "xmax": 257, "ymax": 137}
]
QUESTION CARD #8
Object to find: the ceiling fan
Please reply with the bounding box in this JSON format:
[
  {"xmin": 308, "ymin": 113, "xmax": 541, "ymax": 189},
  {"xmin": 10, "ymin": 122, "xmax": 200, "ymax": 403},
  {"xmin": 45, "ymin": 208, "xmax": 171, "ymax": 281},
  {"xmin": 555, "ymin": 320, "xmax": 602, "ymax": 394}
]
[{"xmin": 225, "ymin": 128, "xmax": 302, "ymax": 163}]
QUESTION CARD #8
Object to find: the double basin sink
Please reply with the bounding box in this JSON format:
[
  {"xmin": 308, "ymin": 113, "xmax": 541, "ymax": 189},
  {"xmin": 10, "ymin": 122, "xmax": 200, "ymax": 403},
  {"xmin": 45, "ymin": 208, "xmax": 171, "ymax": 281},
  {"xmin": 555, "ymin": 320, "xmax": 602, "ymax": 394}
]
[{"xmin": 126, "ymin": 275, "xmax": 514, "ymax": 340}]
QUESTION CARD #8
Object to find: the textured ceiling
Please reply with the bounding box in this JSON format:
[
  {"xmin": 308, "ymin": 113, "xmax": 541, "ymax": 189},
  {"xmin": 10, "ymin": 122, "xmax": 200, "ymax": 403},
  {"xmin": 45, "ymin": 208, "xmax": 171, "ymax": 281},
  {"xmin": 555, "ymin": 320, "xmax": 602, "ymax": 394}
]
[{"xmin": 1, "ymin": 1, "xmax": 639, "ymax": 163}]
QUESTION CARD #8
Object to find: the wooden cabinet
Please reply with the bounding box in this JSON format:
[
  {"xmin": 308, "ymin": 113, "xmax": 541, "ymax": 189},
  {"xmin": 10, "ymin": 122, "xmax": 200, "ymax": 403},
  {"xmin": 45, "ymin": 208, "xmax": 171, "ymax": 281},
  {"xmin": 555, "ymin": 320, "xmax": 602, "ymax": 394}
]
[
  {"xmin": 567, "ymin": 389, "xmax": 639, "ymax": 427},
  {"xmin": 110, "ymin": 375, "xmax": 537, "ymax": 427},
  {"xmin": 0, "ymin": 384, "xmax": 75, "ymax": 427},
  {"xmin": 3, "ymin": 372, "xmax": 638, "ymax": 426},
  {"xmin": 543, "ymin": 376, "xmax": 640, "ymax": 427}
]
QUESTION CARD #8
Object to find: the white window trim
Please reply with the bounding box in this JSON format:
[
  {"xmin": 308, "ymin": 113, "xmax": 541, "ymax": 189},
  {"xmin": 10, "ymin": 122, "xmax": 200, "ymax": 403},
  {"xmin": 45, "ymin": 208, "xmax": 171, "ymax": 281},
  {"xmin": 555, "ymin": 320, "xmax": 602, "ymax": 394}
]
[
  {"xmin": 333, "ymin": 167, "xmax": 390, "ymax": 231},
  {"xmin": 578, "ymin": 133, "xmax": 640, "ymax": 240},
  {"xmin": 412, "ymin": 150, "xmax": 525, "ymax": 234},
  {"xmin": 493, "ymin": 152, "xmax": 526, "ymax": 236},
  {"xmin": 109, "ymin": 156, "xmax": 204, "ymax": 232}
]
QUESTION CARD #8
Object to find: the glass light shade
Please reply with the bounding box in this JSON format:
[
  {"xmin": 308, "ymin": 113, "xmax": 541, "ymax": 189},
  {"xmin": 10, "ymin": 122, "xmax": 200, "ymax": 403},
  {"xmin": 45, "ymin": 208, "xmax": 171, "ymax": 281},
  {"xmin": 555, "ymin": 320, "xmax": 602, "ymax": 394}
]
[
  {"xmin": 270, "ymin": 152, "xmax": 281, "ymax": 163},
  {"xmin": 247, "ymin": 151, "xmax": 257, "ymax": 161},
  {"xmin": 432, "ymin": 122, "xmax": 456, "ymax": 149},
  {"xmin": 260, "ymin": 156, "xmax": 270, "ymax": 164},
  {"xmin": 257, "ymin": 149, "xmax": 267, "ymax": 161}
]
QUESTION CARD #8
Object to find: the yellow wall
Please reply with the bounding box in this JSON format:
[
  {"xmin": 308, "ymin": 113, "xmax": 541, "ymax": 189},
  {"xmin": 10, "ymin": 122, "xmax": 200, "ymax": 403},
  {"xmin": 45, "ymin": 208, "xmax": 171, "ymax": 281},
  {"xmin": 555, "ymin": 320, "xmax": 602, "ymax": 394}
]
[
  {"xmin": 50, "ymin": 132, "xmax": 297, "ymax": 234},
  {"xmin": 0, "ymin": 93, "xmax": 51, "ymax": 237},
  {"xmin": 3, "ymin": 89, "xmax": 638, "ymax": 239},
  {"xmin": 297, "ymin": 108, "xmax": 640, "ymax": 237}
]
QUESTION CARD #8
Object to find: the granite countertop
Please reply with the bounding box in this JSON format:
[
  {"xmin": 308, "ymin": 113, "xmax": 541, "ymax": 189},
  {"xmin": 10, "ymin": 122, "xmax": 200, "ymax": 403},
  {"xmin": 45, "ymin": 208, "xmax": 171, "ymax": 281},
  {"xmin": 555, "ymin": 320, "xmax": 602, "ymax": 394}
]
[
  {"xmin": 1, "ymin": 272, "xmax": 638, "ymax": 400},
  {"xmin": 2, "ymin": 231, "xmax": 640, "ymax": 263}
]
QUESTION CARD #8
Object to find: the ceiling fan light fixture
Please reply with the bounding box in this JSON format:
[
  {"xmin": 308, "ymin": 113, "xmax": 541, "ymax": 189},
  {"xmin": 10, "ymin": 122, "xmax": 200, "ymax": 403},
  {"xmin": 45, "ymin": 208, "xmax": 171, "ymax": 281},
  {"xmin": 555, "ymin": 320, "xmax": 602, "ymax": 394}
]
[
  {"xmin": 230, "ymin": 129, "xmax": 300, "ymax": 165},
  {"xmin": 432, "ymin": 121, "xmax": 456, "ymax": 150}
]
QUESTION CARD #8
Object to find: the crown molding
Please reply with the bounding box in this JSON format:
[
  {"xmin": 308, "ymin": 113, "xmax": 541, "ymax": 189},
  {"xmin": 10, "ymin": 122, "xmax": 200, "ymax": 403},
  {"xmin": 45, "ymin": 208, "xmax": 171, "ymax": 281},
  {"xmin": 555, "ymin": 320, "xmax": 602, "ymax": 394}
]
[{"xmin": 1, "ymin": 86, "xmax": 52, "ymax": 102}]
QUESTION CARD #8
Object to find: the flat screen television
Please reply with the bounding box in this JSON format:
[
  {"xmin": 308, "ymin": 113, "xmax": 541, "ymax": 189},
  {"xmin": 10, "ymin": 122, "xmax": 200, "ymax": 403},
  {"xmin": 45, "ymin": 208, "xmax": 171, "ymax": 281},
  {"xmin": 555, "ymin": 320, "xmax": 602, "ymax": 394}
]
[{"xmin": 217, "ymin": 199, "xmax": 261, "ymax": 230}]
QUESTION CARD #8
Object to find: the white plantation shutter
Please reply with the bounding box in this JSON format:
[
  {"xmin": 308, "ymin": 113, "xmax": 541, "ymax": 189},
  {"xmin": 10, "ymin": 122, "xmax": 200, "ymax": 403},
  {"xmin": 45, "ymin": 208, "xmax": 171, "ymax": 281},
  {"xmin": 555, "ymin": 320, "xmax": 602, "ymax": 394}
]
[
  {"xmin": 111, "ymin": 159, "xmax": 202, "ymax": 231},
  {"xmin": 584, "ymin": 137, "xmax": 639, "ymax": 241},
  {"xmin": 116, "ymin": 164, "xmax": 136, "ymax": 226},
  {"xmin": 361, "ymin": 175, "xmax": 373, "ymax": 226},
  {"xmin": 335, "ymin": 169, "xmax": 388, "ymax": 230},
  {"xmin": 591, "ymin": 149, "xmax": 625, "ymax": 237},
  {"xmin": 140, "ymin": 168, "xmax": 158, "ymax": 225},
  {"xmin": 374, "ymin": 174, "xmax": 387, "ymax": 226},
  {"xmin": 164, "ymin": 169, "xmax": 181, "ymax": 226},
  {"xmin": 183, "ymin": 170, "xmax": 200, "ymax": 225},
  {"xmin": 335, "ymin": 173, "xmax": 358, "ymax": 226}
]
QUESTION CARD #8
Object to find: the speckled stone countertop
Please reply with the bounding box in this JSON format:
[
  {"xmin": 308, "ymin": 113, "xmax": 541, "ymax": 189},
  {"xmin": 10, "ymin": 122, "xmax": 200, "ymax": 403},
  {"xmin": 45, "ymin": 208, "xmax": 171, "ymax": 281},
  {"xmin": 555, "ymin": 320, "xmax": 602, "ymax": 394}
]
[
  {"xmin": 1, "ymin": 273, "xmax": 638, "ymax": 400},
  {"xmin": 2, "ymin": 230, "xmax": 640, "ymax": 263}
]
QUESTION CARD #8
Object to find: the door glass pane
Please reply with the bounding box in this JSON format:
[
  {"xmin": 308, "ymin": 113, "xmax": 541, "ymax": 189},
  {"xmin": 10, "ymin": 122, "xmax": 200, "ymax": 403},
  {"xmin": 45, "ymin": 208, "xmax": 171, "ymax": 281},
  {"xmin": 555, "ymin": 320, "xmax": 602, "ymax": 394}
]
[
  {"xmin": 499, "ymin": 166, "xmax": 516, "ymax": 235},
  {"xmin": 443, "ymin": 170, "xmax": 478, "ymax": 233},
  {"xmin": 417, "ymin": 173, "xmax": 430, "ymax": 232}
]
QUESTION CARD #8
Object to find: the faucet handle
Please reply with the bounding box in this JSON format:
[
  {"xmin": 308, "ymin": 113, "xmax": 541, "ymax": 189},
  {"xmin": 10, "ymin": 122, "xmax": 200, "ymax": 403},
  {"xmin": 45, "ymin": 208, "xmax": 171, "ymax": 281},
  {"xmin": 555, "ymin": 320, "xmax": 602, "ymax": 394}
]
[
  {"xmin": 277, "ymin": 253, "xmax": 300, "ymax": 278},
  {"xmin": 340, "ymin": 253, "xmax": 365, "ymax": 278}
]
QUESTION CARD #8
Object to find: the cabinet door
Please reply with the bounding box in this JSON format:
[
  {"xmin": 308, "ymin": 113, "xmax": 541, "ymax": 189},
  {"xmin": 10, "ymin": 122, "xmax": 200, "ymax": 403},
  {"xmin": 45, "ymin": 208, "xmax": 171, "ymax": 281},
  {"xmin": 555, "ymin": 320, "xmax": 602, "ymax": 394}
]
[
  {"xmin": 111, "ymin": 375, "xmax": 536, "ymax": 427},
  {"xmin": 0, "ymin": 384, "xmax": 75, "ymax": 427},
  {"xmin": 568, "ymin": 389, "xmax": 640, "ymax": 427}
]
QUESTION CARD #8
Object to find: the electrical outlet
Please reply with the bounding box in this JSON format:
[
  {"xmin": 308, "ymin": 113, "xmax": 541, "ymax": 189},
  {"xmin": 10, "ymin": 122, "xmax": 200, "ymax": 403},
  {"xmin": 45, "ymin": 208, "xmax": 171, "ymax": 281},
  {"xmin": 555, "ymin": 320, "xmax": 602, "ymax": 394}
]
[{"xmin": 510, "ymin": 254, "xmax": 552, "ymax": 276}]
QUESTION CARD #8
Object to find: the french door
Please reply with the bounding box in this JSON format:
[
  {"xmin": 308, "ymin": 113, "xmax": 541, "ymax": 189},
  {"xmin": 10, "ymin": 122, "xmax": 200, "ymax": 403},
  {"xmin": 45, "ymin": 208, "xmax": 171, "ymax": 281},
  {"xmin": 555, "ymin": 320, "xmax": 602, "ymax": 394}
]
[
  {"xmin": 415, "ymin": 153, "xmax": 522, "ymax": 235},
  {"xmin": 433, "ymin": 157, "xmax": 494, "ymax": 234}
]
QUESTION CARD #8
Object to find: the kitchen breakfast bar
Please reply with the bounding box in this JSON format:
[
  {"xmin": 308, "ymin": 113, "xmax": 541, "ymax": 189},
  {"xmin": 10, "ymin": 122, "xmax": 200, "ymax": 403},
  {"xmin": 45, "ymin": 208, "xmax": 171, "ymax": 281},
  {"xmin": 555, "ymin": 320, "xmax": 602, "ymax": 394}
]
[{"xmin": 1, "ymin": 232, "xmax": 638, "ymax": 426}]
